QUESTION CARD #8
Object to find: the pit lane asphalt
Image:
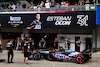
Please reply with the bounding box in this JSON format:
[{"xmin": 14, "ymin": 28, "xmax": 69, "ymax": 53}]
[{"xmin": 0, "ymin": 50, "xmax": 100, "ymax": 67}]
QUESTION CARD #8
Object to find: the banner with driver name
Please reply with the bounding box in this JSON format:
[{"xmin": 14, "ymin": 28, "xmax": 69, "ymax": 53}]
[{"xmin": 0, "ymin": 11, "xmax": 96, "ymax": 29}]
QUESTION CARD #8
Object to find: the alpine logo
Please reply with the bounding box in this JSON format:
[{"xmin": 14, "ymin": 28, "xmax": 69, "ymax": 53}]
[
  {"xmin": 77, "ymin": 15, "xmax": 88, "ymax": 26},
  {"xmin": 8, "ymin": 16, "xmax": 23, "ymax": 27}
]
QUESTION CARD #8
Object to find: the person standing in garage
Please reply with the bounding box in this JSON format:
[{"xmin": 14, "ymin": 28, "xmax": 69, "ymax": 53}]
[
  {"xmin": 20, "ymin": 38, "xmax": 25, "ymax": 53},
  {"xmin": 76, "ymin": 39, "xmax": 81, "ymax": 52},
  {"xmin": 39, "ymin": 38, "xmax": 46, "ymax": 50},
  {"xmin": 0, "ymin": 40, "xmax": 2, "ymax": 53},
  {"xmin": 29, "ymin": 38, "xmax": 34, "ymax": 53},
  {"xmin": 54, "ymin": 38, "xmax": 59, "ymax": 49},
  {"xmin": 67, "ymin": 39, "xmax": 71, "ymax": 49},
  {"xmin": 6, "ymin": 40, "xmax": 14, "ymax": 63}
]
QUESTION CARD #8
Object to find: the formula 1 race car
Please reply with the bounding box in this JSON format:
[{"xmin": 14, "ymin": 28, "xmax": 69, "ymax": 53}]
[{"xmin": 31, "ymin": 47, "xmax": 92, "ymax": 64}]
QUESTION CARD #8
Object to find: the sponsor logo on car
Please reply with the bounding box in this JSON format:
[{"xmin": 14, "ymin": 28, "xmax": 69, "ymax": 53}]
[{"xmin": 54, "ymin": 54, "xmax": 69, "ymax": 59}]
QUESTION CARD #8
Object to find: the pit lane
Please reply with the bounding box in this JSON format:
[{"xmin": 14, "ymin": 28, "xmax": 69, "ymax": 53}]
[{"xmin": 0, "ymin": 50, "xmax": 100, "ymax": 67}]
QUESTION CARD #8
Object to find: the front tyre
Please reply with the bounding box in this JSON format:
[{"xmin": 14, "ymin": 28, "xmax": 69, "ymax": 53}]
[
  {"xmin": 75, "ymin": 54, "xmax": 84, "ymax": 64},
  {"xmin": 32, "ymin": 52, "xmax": 41, "ymax": 60}
]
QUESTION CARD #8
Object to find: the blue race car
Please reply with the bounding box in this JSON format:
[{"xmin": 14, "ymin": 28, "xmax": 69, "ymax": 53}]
[{"xmin": 32, "ymin": 48, "xmax": 92, "ymax": 64}]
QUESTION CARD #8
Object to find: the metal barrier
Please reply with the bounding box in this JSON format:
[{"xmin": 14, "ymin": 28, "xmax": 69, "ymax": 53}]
[{"xmin": 0, "ymin": 4, "xmax": 96, "ymax": 12}]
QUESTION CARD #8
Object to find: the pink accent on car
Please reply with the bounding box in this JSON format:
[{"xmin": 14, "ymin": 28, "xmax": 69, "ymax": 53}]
[
  {"xmin": 79, "ymin": 53, "xmax": 82, "ymax": 54},
  {"xmin": 53, "ymin": 55, "xmax": 56, "ymax": 57},
  {"xmin": 66, "ymin": 56, "xmax": 69, "ymax": 59}
]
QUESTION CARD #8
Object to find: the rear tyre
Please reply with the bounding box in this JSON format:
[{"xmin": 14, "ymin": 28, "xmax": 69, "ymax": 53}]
[
  {"xmin": 32, "ymin": 52, "xmax": 41, "ymax": 60},
  {"xmin": 75, "ymin": 54, "xmax": 84, "ymax": 64}
]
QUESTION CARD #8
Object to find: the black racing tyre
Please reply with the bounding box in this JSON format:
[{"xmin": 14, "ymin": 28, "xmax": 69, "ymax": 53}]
[
  {"xmin": 75, "ymin": 54, "xmax": 84, "ymax": 64},
  {"xmin": 0, "ymin": 59, "xmax": 5, "ymax": 62},
  {"xmin": 32, "ymin": 52, "xmax": 41, "ymax": 60},
  {"xmin": 47, "ymin": 54, "xmax": 53, "ymax": 61}
]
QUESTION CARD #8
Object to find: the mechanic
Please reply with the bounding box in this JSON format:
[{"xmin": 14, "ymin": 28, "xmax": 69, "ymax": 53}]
[
  {"xmin": 20, "ymin": 38, "xmax": 25, "ymax": 53},
  {"xmin": 67, "ymin": 39, "xmax": 71, "ymax": 49},
  {"xmin": 39, "ymin": 38, "xmax": 46, "ymax": 50},
  {"xmin": 0, "ymin": 44, "xmax": 2, "ymax": 53},
  {"xmin": 0, "ymin": 40, "xmax": 2, "ymax": 53},
  {"xmin": 24, "ymin": 40, "xmax": 30, "ymax": 65},
  {"xmin": 29, "ymin": 38, "xmax": 34, "ymax": 53},
  {"xmin": 76, "ymin": 39, "xmax": 81, "ymax": 52},
  {"xmin": 6, "ymin": 40, "xmax": 14, "ymax": 63},
  {"xmin": 54, "ymin": 38, "xmax": 59, "ymax": 49}
]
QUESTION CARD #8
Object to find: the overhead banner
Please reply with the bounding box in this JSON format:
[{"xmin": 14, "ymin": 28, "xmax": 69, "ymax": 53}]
[
  {"xmin": 41, "ymin": 11, "xmax": 96, "ymax": 29},
  {"xmin": 0, "ymin": 11, "xmax": 96, "ymax": 29},
  {"xmin": 0, "ymin": 14, "xmax": 41, "ymax": 29}
]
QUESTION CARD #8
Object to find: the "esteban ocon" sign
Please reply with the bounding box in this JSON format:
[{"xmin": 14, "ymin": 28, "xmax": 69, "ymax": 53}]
[
  {"xmin": 47, "ymin": 16, "xmax": 72, "ymax": 25},
  {"xmin": 46, "ymin": 15, "xmax": 88, "ymax": 26},
  {"xmin": 41, "ymin": 11, "xmax": 95, "ymax": 29}
]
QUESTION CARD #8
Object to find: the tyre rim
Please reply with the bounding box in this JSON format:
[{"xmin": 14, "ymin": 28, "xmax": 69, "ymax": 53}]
[
  {"xmin": 34, "ymin": 54, "xmax": 39, "ymax": 59},
  {"xmin": 77, "ymin": 56, "xmax": 82, "ymax": 62},
  {"xmin": 75, "ymin": 55, "xmax": 84, "ymax": 64}
]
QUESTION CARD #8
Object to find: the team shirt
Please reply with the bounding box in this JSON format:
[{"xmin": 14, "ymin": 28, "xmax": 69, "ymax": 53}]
[
  {"xmin": 39, "ymin": 40, "xmax": 46, "ymax": 46},
  {"xmin": 20, "ymin": 40, "xmax": 25, "ymax": 47},
  {"xmin": 29, "ymin": 40, "xmax": 34, "ymax": 49},
  {"xmin": 54, "ymin": 40, "xmax": 59, "ymax": 48},
  {"xmin": 30, "ymin": 20, "xmax": 42, "ymax": 25},
  {"xmin": 6, "ymin": 42, "xmax": 13, "ymax": 51},
  {"xmin": 76, "ymin": 41, "xmax": 81, "ymax": 47},
  {"xmin": 24, "ymin": 43, "xmax": 30, "ymax": 53}
]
